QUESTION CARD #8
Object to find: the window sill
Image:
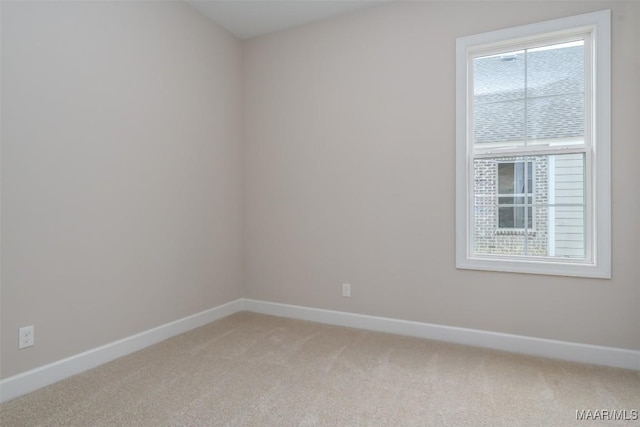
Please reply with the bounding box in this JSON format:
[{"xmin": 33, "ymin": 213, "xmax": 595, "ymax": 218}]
[{"xmin": 456, "ymin": 255, "xmax": 611, "ymax": 279}]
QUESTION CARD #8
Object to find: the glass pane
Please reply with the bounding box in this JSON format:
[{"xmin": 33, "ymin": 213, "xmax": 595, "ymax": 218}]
[
  {"xmin": 527, "ymin": 41, "xmax": 584, "ymax": 98},
  {"xmin": 498, "ymin": 160, "xmax": 534, "ymax": 196},
  {"xmin": 498, "ymin": 162, "xmax": 514, "ymax": 194},
  {"xmin": 514, "ymin": 207, "xmax": 525, "ymax": 229},
  {"xmin": 539, "ymin": 206, "xmax": 587, "ymax": 259},
  {"xmin": 498, "ymin": 207, "xmax": 514, "ymax": 228},
  {"xmin": 474, "ymin": 50, "xmax": 525, "ymax": 148},
  {"xmin": 526, "ymin": 41, "xmax": 585, "ymax": 145},
  {"xmin": 474, "ymin": 101, "xmax": 525, "ymax": 146},
  {"xmin": 520, "ymin": 206, "xmax": 546, "ymax": 256},
  {"xmin": 475, "ymin": 205, "xmax": 527, "ymax": 257},
  {"xmin": 473, "ymin": 154, "xmax": 586, "ymax": 258},
  {"xmin": 526, "ymin": 94, "xmax": 584, "ymax": 143},
  {"xmin": 497, "ymin": 206, "xmax": 533, "ymax": 229},
  {"xmin": 515, "ymin": 162, "xmax": 525, "ymax": 193},
  {"xmin": 473, "ymin": 157, "xmax": 497, "ymax": 200},
  {"xmin": 552, "ymin": 153, "xmax": 585, "ymax": 206}
]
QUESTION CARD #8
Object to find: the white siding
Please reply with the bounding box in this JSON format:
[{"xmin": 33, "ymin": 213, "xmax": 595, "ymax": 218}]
[{"xmin": 553, "ymin": 154, "xmax": 585, "ymax": 257}]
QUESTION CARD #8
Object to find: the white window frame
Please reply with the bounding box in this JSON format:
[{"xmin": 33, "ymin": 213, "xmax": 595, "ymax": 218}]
[{"xmin": 455, "ymin": 10, "xmax": 611, "ymax": 278}]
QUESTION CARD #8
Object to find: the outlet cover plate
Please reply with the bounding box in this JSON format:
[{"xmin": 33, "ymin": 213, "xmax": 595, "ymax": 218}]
[
  {"xmin": 342, "ymin": 283, "xmax": 351, "ymax": 298},
  {"xmin": 19, "ymin": 325, "xmax": 34, "ymax": 349}
]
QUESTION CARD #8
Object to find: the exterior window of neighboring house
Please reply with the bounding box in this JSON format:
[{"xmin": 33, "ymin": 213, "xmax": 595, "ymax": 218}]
[
  {"xmin": 497, "ymin": 160, "xmax": 534, "ymax": 230},
  {"xmin": 455, "ymin": 10, "xmax": 611, "ymax": 278}
]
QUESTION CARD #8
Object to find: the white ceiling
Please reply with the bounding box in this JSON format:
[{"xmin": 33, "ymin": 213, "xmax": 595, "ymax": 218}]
[{"xmin": 186, "ymin": 0, "xmax": 387, "ymax": 40}]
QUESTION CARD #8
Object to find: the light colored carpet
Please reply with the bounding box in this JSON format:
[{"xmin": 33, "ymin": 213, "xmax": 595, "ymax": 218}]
[{"xmin": 1, "ymin": 311, "xmax": 638, "ymax": 426}]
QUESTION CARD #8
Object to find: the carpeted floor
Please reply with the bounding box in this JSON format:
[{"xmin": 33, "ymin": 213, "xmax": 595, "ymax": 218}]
[{"xmin": 1, "ymin": 311, "xmax": 639, "ymax": 426}]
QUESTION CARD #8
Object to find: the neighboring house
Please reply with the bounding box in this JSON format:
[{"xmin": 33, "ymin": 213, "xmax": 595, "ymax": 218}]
[{"xmin": 472, "ymin": 44, "xmax": 586, "ymax": 258}]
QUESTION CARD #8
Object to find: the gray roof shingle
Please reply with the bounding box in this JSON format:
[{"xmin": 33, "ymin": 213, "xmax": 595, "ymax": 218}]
[{"xmin": 473, "ymin": 45, "xmax": 584, "ymax": 144}]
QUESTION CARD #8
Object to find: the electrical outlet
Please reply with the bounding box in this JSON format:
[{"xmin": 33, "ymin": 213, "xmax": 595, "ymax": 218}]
[
  {"xmin": 19, "ymin": 326, "xmax": 34, "ymax": 349},
  {"xmin": 342, "ymin": 283, "xmax": 351, "ymax": 298}
]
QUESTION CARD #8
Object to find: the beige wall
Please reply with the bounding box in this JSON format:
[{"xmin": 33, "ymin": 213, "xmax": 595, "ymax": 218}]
[
  {"xmin": 2, "ymin": 0, "xmax": 638, "ymax": 382},
  {"xmin": 1, "ymin": 1, "xmax": 243, "ymax": 377},
  {"xmin": 243, "ymin": 1, "xmax": 640, "ymax": 350}
]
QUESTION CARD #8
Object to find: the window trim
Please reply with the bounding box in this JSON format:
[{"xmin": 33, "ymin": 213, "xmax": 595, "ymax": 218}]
[{"xmin": 455, "ymin": 10, "xmax": 611, "ymax": 278}]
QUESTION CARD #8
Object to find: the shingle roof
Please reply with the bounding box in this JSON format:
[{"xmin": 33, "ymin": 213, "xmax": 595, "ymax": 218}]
[{"xmin": 473, "ymin": 45, "xmax": 584, "ymax": 144}]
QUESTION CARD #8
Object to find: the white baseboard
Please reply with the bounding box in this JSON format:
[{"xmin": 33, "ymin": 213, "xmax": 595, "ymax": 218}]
[
  {"xmin": 0, "ymin": 299, "xmax": 243, "ymax": 403},
  {"xmin": 243, "ymin": 299, "xmax": 640, "ymax": 371},
  {"xmin": 2, "ymin": 297, "xmax": 638, "ymax": 404}
]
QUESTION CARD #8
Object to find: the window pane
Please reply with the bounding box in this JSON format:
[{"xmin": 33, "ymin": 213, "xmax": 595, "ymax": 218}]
[
  {"xmin": 514, "ymin": 206, "xmax": 525, "ymax": 228},
  {"xmin": 475, "ymin": 204, "xmax": 527, "ymax": 257},
  {"xmin": 526, "ymin": 94, "xmax": 584, "ymax": 143},
  {"xmin": 526, "ymin": 41, "xmax": 585, "ymax": 145},
  {"xmin": 497, "ymin": 158, "xmax": 533, "ymax": 233},
  {"xmin": 475, "ymin": 220, "xmax": 527, "ymax": 257},
  {"xmin": 526, "ymin": 41, "xmax": 584, "ymax": 97},
  {"xmin": 474, "ymin": 101, "xmax": 525, "ymax": 146},
  {"xmin": 473, "ymin": 154, "xmax": 585, "ymax": 257},
  {"xmin": 498, "ymin": 207, "xmax": 514, "ymax": 228},
  {"xmin": 498, "ymin": 162, "xmax": 515, "ymax": 194},
  {"xmin": 498, "ymin": 160, "xmax": 534, "ymax": 196},
  {"xmin": 473, "ymin": 41, "xmax": 586, "ymax": 150},
  {"xmin": 473, "ymin": 50, "xmax": 525, "ymax": 148},
  {"xmin": 498, "ymin": 206, "xmax": 534, "ymax": 229},
  {"xmin": 551, "ymin": 153, "xmax": 585, "ymax": 206},
  {"xmin": 542, "ymin": 206, "xmax": 587, "ymax": 259}
]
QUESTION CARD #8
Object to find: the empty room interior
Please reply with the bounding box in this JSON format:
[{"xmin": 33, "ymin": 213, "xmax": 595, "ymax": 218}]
[{"xmin": 1, "ymin": 0, "xmax": 639, "ymax": 425}]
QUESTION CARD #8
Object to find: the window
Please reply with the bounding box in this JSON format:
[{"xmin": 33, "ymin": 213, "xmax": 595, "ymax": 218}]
[
  {"xmin": 497, "ymin": 160, "xmax": 534, "ymax": 230},
  {"xmin": 456, "ymin": 10, "xmax": 611, "ymax": 278}
]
